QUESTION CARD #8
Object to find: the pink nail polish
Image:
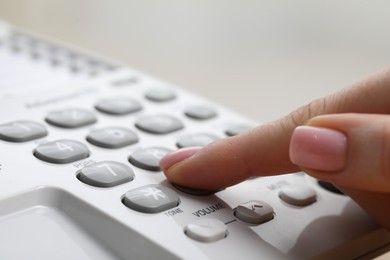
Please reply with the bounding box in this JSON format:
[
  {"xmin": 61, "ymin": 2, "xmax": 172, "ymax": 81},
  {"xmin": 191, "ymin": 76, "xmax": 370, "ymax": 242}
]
[
  {"xmin": 289, "ymin": 126, "xmax": 347, "ymax": 172},
  {"xmin": 160, "ymin": 147, "xmax": 202, "ymax": 171}
]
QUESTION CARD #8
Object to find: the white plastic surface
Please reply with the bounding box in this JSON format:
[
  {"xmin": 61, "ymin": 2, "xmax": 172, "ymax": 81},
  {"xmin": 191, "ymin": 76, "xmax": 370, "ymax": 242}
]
[{"xmin": 0, "ymin": 20, "xmax": 389, "ymax": 260}]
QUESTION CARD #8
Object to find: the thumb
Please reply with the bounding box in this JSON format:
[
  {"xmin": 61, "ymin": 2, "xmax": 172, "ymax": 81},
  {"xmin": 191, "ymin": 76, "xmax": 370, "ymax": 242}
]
[{"xmin": 290, "ymin": 113, "xmax": 390, "ymax": 193}]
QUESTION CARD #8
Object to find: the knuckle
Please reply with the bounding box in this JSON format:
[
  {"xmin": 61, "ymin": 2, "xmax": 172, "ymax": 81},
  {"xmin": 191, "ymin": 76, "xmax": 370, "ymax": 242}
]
[{"xmin": 280, "ymin": 97, "xmax": 327, "ymax": 134}]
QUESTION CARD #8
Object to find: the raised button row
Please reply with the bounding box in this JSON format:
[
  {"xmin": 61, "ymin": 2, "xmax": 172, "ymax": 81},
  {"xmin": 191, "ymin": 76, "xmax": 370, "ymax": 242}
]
[
  {"xmin": 31, "ymin": 137, "xmax": 211, "ymax": 170},
  {"xmin": 43, "ymin": 107, "xmax": 231, "ymax": 136},
  {"xmin": 45, "ymin": 108, "xmax": 185, "ymax": 134},
  {"xmin": 31, "ymin": 138, "xmax": 172, "ymax": 173},
  {"xmin": 0, "ymin": 120, "xmax": 252, "ymax": 147},
  {"xmin": 44, "ymin": 93, "xmax": 219, "ymax": 128},
  {"xmin": 1, "ymin": 122, "xmax": 316, "ymax": 203},
  {"xmin": 77, "ymin": 161, "xmax": 315, "ymax": 215},
  {"xmin": 185, "ymin": 200, "xmax": 275, "ymax": 243},
  {"xmin": 183, "ymin": 187, "xmax": 313, "ymax": 243},
  {"xmin": 30, "ymin": 136, "xmax": 207, "ymax": 170},
  {"xmin": 3, "ymin": 31, "xmax": 117, "ymax": 75},
  {"xmin": 89, "ymin": 129, "xmax": 220, "ymax": 149},
  {"xmin": 77, "ymin": 162, "xmax": 315, "ymax": 237},
  {"xmin": 0, "ymin": 121, "xmax": 214, "ymax": 170}
]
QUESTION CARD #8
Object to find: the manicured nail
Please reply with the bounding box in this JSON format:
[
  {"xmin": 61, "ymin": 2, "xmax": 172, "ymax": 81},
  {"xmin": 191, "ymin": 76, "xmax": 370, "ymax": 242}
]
[
  {"xmin": 160, "ymin": 147, "xmax": 202, "ymax": 172},
  {"xmin": 289, "ymin": 126, "xmax": 347, "ymax": 172}
]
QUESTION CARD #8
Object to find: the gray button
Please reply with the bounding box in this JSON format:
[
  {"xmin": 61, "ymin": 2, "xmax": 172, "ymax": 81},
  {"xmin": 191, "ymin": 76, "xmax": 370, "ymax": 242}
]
[
  {"xmin": 78, "ymin": 161, "xmax": 134, "ymax": 187},
  {"xmin": 34, "ymin": 139, "xmax": 90, "ymax": 164},
  {"xmin": 279, "ymin": 185, "xmax": 317, "ymax": 206},
  {"xmin": 87, "ymin": 127, "xmax": 139, "ymax": 148},
  {"xmin": 129, "ymin": 147, "xmax": 172, "ymax": 171},
  {"xmin": 184, "ymin": 105, "xmax": 217, "ymax": 120},
  {"xmin": 225, "ymin": 123, "xmax": 253, "ymax": 136},
  {"xmin": 45, "ymin": 108, "xmax": 97, "ymax": 128},
  {"xmin": 185, "ymin": 218, "xmax": 227, "ymax": 243},
  {"xmin": 145, "ymin": 88, "xmax": 176, "ymax": 102},
  {"xmin": 172, "ymin": 183, "xmax": 221, "ymax": 196},
  {"xmin": 234, "ymin": 200, "xmax": 274, "ymax": 225},
  {"xmin": 135, "ymin": 115, "xmax": 184, "ymax": 134},
  {"xmin": 123, "ymin": 184, "xmax": 180, "ymax": 213},
  {"xmin": 95, "ymin": 97, "xmax": 142, "ymax": 115},
  {"xmin": 0, "ymin": 120, "xmax": 48, "ymax": 142},
  {"xmin": 176, "ymin": 133, "xmax": 219, "ymax": 148}
]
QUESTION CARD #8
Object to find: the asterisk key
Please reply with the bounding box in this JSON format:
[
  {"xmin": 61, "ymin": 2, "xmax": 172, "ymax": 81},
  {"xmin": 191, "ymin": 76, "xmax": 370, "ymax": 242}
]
[{"xmin": 141, "ymin": 187, "xmax": 166, "ymax": 200}]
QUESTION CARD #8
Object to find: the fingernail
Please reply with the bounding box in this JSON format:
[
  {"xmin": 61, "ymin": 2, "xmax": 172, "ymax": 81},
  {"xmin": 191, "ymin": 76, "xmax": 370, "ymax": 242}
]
[
  {"xmin": 160, "ymin": 147, "xmax": 202, "ymax": 172},
  {"xmin": 289, "ymin": 126, "xmax": 347, "ymax": 172}
]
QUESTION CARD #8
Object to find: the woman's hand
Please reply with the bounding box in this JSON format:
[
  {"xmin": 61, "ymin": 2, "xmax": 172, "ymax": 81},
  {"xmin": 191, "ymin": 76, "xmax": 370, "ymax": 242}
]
[{"xmin": 160, "ymin": 67, "xmax": 390, "ymax": 229}]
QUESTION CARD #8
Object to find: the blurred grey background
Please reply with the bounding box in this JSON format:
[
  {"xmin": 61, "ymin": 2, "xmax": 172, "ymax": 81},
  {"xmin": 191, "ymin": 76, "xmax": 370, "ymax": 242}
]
[{"xmin": 0, "ymin": 0, "xmax": 389, "ymax": 122}]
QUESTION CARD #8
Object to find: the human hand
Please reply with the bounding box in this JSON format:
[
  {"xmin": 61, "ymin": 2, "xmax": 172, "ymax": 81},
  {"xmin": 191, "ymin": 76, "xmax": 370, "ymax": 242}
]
[{"xmin": 160, "ymin": 67, "xmax": 390, "ymax": 229}]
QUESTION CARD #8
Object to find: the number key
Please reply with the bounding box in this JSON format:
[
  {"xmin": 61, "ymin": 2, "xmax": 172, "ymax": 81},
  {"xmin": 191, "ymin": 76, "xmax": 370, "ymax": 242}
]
[
  {"xmin": 135, "ymin": 115, "xmax": 183, "ymax": 134},
  {"xmin": 129, "ymin": 147, "xmax": 172, "ymax": 171},
  {"xmin": 45, "ymin": 108, "xmax": 97, "ymax": 128},
  {"xmin": 0, "ymin": 120, "xmax": 48, "ymax": 142},
  {"xmin": 34, "ymin": 139, "xmax": 90, "ymax": 164},
  {"xmin": 78, "ymin": 161, "xmax": 135, "ymax": 187}
]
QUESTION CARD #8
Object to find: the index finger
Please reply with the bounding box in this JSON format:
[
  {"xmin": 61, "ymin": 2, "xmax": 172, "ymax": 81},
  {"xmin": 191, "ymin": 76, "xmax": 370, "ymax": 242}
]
[{"xmin": 160, "ymin": 67, "xmax": 390, "ymax": 190}]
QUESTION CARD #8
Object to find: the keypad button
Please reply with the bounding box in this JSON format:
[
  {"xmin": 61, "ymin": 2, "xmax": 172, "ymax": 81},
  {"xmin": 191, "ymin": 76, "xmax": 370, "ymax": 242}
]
[
  {"xmin": 45, "ymin": 108, "xmax": 97, "ymax": 128},
  {"xmin": 129, "ymin": 147, "xmax": 172, "ymax": 171},
  {"xmin": 225, "ymin": 124, "xmax": 253, "ymax": 136},
  {"xmin": 184, "ymin": 105, "xmax": 217, "ymax": 120},
  {"xmin": 123, "ymin": 184, "xmax": 180, "ymax": 213},
  {"xmin": 34, "ymin": 139, "xmax": 90, "ymax": 164},
  {"xmin": 87, "ymin": 127, "xmax": 138, "ymax": 148},
  {"xmin": 0, "ymin": 120, "xmax": 48, "ymax": 142},
  {"xmin": 234, "ymin": 200, "xmax": 274, "ymax": 225},
  {"xmin": 135, "ymin": 115, "xmax": 184, "ymax": 134},
  {"xmin": 176, "ymin": 133, "xmax": 219, "ymax": 148},
  {"xmin": 95, "ymin": 97, "xmax": 142, "ymax": 115},
  {"xmin": 317, "ymin": 180, "xmax": 344, "ymax": 195},
  {"xmin": 279, "ymin": 185, "xmax": 317, "ymax": 206},
  {"xmin": 172, "ymin": 183, "xmax": 221, "ymax": 196},
  {"xmin": 184, "ymin": 218, "xmax": 227, "ymax": 243},
  {"xmin": 144, "ymin": 88, "xmax": 176, "ymax": 102},
  {"xmin": 77, "ymin": 161, "xmax": 134, "ymax": 188}
]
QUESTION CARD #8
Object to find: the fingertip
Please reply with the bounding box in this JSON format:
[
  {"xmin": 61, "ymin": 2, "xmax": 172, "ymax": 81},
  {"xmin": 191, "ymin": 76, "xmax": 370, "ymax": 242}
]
[
  {"xmin": 160, "ymin": 146, "xmax": 202, "ymax": 178},
  {"xmin": 160, "ymin": 138, "xmax": 252, "ymax": 190}
]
